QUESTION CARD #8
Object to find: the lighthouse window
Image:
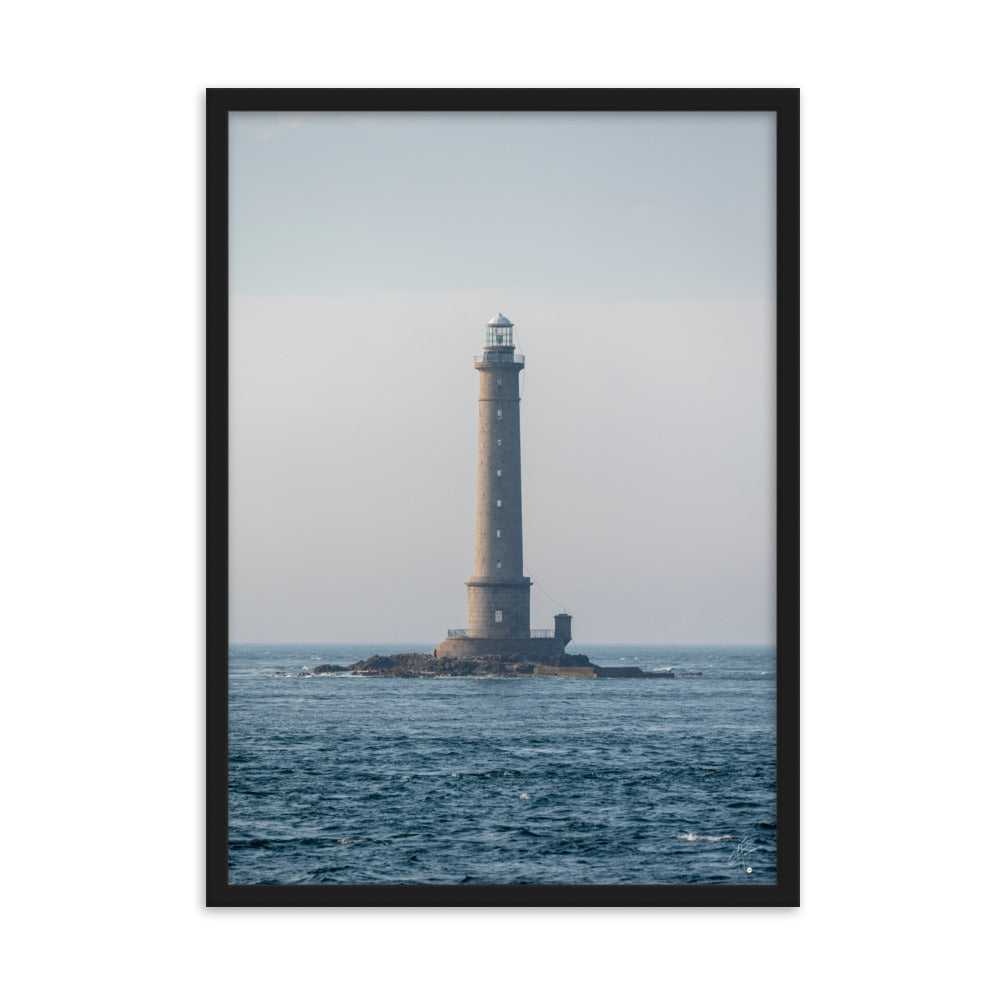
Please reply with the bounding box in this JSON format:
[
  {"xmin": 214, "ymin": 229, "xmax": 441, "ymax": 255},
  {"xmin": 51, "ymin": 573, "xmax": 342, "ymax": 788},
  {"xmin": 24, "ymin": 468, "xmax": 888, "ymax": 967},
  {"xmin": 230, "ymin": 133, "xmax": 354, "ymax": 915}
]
[
  {"xmin": 497, "ymin": 378, "xmax": 502, "ymax": 387},
  {"xmin": 496, "ymin": 469, "xmax": 501, "ymax": 477},
  {"xmin": 496, "ymin": 499, "xmax": 502, "ymax": 508},
  {"xmin": 496, "ymin": 529, "xmax": 502, "ymax": 538},
  {"xmin": 497, "ymin": 408, "xmax": 502, "ymax": 419},
  {"xmin": 497, "ymin": 438, "xmax": 502, "ymax": 447},
  {"xmin": 495, "ymin": 610, "xmax": 503, "ymax": 622},
  {"xmin": 496, "ymin": 560, "xmax": 502, "ymax": 569}
]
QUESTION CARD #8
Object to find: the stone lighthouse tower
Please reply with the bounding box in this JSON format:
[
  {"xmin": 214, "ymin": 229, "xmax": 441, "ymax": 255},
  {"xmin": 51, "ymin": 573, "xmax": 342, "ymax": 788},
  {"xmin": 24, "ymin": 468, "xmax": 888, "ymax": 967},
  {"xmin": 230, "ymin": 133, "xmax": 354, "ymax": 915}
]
[
  {"xmin": 467, "ymin": 312, "xmax": 530, "ymax": 638},
  {"xmin": 434, "ymin": 313, "xmax": 571, "ymax": 660}
]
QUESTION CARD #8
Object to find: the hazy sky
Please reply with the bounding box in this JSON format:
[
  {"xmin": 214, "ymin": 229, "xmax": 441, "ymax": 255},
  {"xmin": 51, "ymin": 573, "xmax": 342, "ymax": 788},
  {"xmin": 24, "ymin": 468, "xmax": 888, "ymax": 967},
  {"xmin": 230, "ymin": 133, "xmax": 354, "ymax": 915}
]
[{"xmin": 229, "ymin": 111, "xmax": 776, "ymax": 643}]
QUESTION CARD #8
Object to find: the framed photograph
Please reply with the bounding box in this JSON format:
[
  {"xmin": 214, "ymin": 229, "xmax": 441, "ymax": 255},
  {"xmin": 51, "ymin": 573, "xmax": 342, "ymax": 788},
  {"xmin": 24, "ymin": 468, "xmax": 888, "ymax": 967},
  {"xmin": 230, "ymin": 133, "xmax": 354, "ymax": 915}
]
[{"xmin": 207, "ymin": 88, "xmax": 799, "ymax": 905}]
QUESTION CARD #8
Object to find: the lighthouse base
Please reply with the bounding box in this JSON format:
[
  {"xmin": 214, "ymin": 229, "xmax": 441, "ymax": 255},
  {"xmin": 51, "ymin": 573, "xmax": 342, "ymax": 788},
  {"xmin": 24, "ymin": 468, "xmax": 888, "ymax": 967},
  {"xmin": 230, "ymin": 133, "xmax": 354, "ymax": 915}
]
[{"xmin": 432, "ymin": 635, "xmax": 568, "ymax": 661}]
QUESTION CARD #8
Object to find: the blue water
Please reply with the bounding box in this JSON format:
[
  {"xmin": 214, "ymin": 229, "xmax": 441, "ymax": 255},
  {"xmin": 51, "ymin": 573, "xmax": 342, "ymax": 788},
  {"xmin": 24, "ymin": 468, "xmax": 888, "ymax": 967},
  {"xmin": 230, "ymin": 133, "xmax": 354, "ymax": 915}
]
[{"xmin": 229, "ymin": 643, "xmax": 776, "ymax": 885}]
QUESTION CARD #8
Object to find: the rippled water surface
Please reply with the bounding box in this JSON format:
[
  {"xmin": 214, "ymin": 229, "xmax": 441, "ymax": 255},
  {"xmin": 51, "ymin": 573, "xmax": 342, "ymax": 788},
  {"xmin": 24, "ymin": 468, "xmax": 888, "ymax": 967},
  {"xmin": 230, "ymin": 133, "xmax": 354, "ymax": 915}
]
[{"xmin": 229, "ymin": 643, "xmax": 776, "ymax": 885}]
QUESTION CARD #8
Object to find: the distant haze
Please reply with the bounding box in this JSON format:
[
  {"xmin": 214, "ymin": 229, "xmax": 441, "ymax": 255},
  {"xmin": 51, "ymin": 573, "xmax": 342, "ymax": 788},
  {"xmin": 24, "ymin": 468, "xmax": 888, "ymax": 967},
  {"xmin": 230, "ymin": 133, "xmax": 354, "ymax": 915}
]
[{"xmin": 229, "ymin": 112, "xmax": 776, "ymax": 643}]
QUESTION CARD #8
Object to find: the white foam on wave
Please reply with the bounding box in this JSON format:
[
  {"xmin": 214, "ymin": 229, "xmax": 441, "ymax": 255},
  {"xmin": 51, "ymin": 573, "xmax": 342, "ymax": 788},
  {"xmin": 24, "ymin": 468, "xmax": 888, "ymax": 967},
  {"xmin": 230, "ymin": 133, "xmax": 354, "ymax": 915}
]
[
  {"xmin": 519, "ymin": 792, "xmax": 531, "ymax": 799},
  {"xmin": 676, "ymin": 833, "xmax": 733, "ymax": 842}
]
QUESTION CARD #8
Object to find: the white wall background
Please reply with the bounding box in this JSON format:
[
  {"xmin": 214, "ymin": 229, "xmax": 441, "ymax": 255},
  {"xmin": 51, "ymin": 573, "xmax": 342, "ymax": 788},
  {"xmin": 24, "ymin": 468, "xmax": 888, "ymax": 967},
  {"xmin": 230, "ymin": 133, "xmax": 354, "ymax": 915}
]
[{"xmin": 3, "ymin": 3, "xmax": 997, "ymax": 999}]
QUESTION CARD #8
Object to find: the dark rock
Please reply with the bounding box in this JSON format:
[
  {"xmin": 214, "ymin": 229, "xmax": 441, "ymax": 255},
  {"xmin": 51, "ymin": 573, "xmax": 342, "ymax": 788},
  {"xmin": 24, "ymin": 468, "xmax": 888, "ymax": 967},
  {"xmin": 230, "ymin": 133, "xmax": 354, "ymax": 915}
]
[
  {"xmin": 312, "ymin": 663, "xmax": 348, "ymax": 674},
  {"xmin": 593, "ymin": 665, "xmax": 674, "ymax": 678},
  {"xmin": 337, "ymin": 650, "xmax": 670, "ymax": 679}
]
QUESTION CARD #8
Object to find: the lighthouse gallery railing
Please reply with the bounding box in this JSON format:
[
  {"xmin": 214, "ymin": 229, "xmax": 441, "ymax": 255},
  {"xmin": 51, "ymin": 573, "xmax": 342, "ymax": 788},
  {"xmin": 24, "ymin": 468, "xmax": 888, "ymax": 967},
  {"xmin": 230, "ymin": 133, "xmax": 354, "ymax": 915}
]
[
  {"xmin": 474, "ymin": 352, "xmax": 525, "ymax": 364},
  {"xmin": 446, "ymin": 628, "xmax": 556, "ymax": 639}
]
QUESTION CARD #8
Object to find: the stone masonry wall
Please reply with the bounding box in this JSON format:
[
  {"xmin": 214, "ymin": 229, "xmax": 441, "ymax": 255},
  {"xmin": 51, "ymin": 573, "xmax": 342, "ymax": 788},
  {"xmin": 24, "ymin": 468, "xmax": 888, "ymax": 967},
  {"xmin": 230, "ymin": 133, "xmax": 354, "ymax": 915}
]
[
  {"xmin": 433, "ymin": 636, "xmax": 568, "ymax": 660},
  {"xmin": 467, "ymin": 354, "xmax": 529, "ymax": 637}
]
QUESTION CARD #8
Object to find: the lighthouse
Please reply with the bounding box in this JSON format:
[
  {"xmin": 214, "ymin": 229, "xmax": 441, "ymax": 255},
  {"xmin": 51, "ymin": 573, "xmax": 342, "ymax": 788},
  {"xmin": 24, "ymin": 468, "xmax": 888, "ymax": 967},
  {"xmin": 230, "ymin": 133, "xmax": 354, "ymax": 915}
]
[
  {"xmin": 468, "ymin": 312, "xmax": 530, "ymax": 637},
  {"xmin": 434, "ymin": 313, "xmax": 572, "ymax": 660}
]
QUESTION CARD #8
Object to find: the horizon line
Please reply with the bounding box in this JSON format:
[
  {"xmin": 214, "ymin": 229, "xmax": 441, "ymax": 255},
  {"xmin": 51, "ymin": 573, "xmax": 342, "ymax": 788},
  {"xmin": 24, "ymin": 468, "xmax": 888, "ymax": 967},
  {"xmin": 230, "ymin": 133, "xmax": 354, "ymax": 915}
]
[{"xmin": 227, "ymin": 639, "xmax": 777, "ymax": 647}]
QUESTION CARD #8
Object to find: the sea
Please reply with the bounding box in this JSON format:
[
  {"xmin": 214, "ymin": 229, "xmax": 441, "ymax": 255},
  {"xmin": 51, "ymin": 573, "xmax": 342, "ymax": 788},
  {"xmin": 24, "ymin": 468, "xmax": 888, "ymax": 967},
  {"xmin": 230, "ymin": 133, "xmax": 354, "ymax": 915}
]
[{"xmin": 228, "ymin": 643, "xmax": 777, "ymax": 885}]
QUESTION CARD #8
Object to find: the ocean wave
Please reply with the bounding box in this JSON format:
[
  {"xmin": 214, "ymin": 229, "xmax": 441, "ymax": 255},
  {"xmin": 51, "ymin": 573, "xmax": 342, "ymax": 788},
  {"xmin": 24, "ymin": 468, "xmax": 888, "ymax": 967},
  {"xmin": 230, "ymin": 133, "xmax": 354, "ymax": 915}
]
[{"xmin": 676, "ymin": 833, "xmax": 733, "ymax": 842}]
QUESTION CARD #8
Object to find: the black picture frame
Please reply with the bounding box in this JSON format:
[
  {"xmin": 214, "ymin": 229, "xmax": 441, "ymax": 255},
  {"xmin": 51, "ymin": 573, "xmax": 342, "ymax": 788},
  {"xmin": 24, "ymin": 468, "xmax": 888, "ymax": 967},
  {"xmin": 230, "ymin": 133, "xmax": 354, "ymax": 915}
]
[{"xmin": 207, "ymin": 88, "xmax": 799, "ymax": 907}]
